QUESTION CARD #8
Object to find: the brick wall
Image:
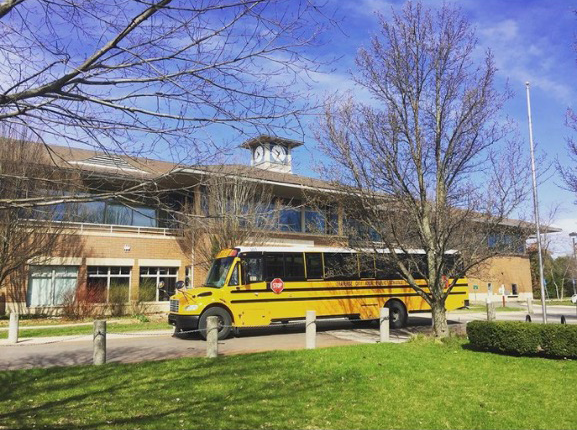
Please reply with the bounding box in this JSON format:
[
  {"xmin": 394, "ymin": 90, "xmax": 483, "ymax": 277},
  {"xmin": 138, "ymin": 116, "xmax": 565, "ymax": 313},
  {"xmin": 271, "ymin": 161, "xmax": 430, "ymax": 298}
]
[{"xmin": 467, "ymin": 255, "xmax": 533, "ymax": 303}]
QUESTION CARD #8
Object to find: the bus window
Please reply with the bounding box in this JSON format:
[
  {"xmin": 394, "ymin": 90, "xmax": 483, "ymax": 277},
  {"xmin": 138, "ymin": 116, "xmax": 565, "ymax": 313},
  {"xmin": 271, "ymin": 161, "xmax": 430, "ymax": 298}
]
[
  {"xmin": 228, "ymin": 263, "xmax": 239, "ymax": 286},
  {"xmin": 324, "ymin": 253, "xmax": 359, "ymax": 280},
  {"xmin": 265, "ymin": 253, "xmax": 285, "ymax": 281},
  {"xmin": 376, "ymin": 257, "xmax": 397, "ymax": 280},
  {"xmin": 359, "ymin": 254, "xmax": 375, "ymax": 278},
  {"xmin": 285, "ymin": 253, "xmax": 305, "ymax": 281},
  {"xmin": 244, "ymin": 255, "xmax": 264, "ymax": 284},
  {"xmin": 305, "ymin": 253, "xmax": 323, "ymax": 279},
  {"xmin": 205, "ymin": 257, "xmax": 234, "ymax": 288},
  {"xmin": 400, "ymin": 254, "xmax": 427, "ymax": 279}
]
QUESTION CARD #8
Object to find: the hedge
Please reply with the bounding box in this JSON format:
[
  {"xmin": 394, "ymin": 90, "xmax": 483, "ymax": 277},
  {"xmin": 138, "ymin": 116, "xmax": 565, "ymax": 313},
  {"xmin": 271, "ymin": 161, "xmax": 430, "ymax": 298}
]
[{"xmin": 466, "ymin": 320, "xmax": 577, "ymax": 358}]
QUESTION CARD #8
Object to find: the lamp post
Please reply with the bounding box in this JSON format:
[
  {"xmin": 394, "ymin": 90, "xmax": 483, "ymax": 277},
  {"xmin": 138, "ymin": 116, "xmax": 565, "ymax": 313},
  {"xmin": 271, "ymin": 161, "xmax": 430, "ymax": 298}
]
[
  {"xmin": 570, "ymin": 232, "xmax": 577, "ymax": 296},
  {"xmin": 525, "ymin": 82, "xmax": 547, "ymax": 323}
]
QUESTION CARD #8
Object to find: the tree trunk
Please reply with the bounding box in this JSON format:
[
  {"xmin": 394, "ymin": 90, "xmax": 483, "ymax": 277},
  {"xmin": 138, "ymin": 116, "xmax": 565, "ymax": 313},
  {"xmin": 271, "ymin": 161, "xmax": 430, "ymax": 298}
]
[{"xmin": 431, "ymin": 302, "xmax": 449, "ymax": 338}]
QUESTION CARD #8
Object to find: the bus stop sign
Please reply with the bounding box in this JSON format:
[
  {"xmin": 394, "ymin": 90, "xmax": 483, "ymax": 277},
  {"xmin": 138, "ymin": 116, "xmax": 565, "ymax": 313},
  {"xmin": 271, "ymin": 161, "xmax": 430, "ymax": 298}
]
[{"xmin": 271, "ymin": 278, "xmax": 284, "ymax": 294}]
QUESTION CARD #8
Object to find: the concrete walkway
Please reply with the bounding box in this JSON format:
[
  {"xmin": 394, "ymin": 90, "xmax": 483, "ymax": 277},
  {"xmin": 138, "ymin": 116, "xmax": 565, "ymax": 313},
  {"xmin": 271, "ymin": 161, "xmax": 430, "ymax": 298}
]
[{"xmin": 0, "ymin": 328, "xmax": 356, "ymax": 370}]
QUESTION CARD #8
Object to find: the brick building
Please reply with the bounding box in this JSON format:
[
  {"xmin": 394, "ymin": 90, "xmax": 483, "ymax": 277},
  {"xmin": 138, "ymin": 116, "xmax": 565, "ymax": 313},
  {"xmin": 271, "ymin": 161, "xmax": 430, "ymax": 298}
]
[{"xmin": 1, "ymin": 135, "xmax": 549, "ymax": 314}]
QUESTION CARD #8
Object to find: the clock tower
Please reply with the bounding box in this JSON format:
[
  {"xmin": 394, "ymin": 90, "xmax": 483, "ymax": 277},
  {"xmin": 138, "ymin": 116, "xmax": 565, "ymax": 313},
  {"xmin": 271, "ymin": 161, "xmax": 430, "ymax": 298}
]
[{"xmin": 242, "ymin": 135, "xmax": 303, "ymax": 174}]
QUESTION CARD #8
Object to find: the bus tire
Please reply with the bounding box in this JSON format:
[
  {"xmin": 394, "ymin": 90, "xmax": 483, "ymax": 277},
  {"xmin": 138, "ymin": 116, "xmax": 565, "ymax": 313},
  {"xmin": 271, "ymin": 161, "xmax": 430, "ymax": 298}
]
[
  {"xmin": 199, "ymin": 307, "xmax": 232, "ymax": 340},
  {"xmin": 387, "ymin": 301, "xmax": 407, "ymax": 329}
]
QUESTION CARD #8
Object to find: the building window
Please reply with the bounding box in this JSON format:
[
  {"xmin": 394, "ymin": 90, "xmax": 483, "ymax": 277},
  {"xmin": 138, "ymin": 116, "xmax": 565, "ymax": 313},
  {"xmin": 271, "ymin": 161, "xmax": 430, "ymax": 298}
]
[
  {"xmin": 74, "ymin": 200, "xmax": 158, "ymax": 227},
  {"xmin": 139, "ymin": 267, "xmax": 178, "ymax": 301},
  {"xmin": 278, "ymin": 198, "xmax": 302, "ymax": 232},
  {"xmin": 345, "ymin": 218, "xmax": 382, "ymax": 244},
  {"xmin": 304, "ymin": 206, "xmax": 339, "ymax": 235},
  {"xmin": 487, "ymin": 233, "xmax": 524, "ymax": 253},
  {"xmin": 27, "ymin": 266, "xmax": 78, "ymax": 307},
  {"xmin": 304, "ymin": 207, "xmax": 326, "ymax": 234},
  {"xmin": 87, "ymin": 266, "xmax": 131, "ymax": 303}
]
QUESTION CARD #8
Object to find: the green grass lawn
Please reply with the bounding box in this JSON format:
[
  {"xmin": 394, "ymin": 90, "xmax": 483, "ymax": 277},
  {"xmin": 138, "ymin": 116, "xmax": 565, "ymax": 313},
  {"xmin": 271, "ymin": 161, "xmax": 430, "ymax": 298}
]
[
  {"xmin": 0, "ymin": 315, "xmax": 136, "ymax": 327},
  {"xmin": 0, "ymin": 321, "xmax": 171, "ymax": 339},
  {"xmin": 1, "ymin": 339, "xmax": 577, "ymax": 429},
  {"xmin": 542, "ymin": 299, "xmax": 577, "ymax": 307}
]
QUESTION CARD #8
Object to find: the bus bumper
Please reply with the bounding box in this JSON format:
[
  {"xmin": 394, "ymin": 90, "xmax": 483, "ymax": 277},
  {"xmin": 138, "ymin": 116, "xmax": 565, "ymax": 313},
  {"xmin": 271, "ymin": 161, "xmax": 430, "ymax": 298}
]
[{"xmin": 168, "ymin": 313, "xmax": 200, "ymax": 331}]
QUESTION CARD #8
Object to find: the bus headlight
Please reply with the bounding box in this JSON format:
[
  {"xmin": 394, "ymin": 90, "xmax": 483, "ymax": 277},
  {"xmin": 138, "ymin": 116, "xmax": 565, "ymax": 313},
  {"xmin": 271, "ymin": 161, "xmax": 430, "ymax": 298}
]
[{"xmin": 184, "ymin": 304, "xmax": 199, "ymax": 311}]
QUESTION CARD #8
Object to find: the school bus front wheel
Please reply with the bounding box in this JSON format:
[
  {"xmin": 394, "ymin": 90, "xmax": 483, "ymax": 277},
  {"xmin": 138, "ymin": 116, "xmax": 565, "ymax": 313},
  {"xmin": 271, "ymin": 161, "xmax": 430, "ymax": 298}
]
[{"xmin": 198, "ymin": 307, "xmax": 233, "ymax": 340}]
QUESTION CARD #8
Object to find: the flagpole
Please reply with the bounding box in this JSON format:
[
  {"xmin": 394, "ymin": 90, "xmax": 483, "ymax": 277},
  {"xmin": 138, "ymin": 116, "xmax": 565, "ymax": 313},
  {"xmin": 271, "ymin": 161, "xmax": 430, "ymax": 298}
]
[{"xmin": 525, "ymin": 82, "xmax": 547, "ymax": 323}]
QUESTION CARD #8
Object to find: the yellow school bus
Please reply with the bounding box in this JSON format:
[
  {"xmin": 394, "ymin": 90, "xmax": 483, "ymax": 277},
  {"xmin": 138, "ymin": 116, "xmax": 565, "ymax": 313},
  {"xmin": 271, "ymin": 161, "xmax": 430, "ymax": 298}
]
[{"xmin": 168, "ymin": 246, "xmax": 469, "ymax": 339}]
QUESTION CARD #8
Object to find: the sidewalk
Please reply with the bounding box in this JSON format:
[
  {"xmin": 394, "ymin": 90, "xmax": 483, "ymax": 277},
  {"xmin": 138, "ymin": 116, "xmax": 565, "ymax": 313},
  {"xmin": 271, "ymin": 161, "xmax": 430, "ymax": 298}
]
[
  {"xmin": 0, "ymin": 329, "xmax": 175, "ymax": 346},
  {"xmin": 0, "ymin": 329, "xmax": 357, "ymax": 370}
]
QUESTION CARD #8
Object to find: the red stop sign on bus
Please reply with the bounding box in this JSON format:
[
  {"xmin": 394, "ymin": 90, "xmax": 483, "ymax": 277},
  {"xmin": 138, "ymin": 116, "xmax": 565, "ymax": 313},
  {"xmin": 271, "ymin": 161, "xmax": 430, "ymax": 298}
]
[{"xmin": 271, "ymin": 278, "xmax": 284, "ymax": 294}]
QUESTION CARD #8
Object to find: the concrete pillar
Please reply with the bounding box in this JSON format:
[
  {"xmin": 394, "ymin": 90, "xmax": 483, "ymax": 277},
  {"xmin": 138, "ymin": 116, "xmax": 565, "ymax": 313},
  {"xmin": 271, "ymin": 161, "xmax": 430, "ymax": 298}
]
[
  {"xmin": 486, "ymin": 298, "xmax": 496, "ymax": 322},
  {"xmin": 380, "ymin": 307, "xmax": 390, "ymax": 343},
  {"xmin": 305, "ymin": 310, "xmax": 316, "ymax": 349},
  {"xmin": 8, "ymin": 312, "xmax": 18, "ymax": 344},
  {"xmin": 206, "ymin": 316, "xmax": 218, "ymax": 358},
  {"xmin": 527, "ymin": 297, "xmax": 534, "ymax": 315},
  {"xmin": 93, "ymin": 320, "xmax": 106, "ymax": 365}
]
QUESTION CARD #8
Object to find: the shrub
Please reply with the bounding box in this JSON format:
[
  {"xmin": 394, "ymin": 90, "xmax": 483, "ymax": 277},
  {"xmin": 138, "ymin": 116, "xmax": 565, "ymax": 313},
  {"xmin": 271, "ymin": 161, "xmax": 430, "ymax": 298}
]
[
  {"xmin": 107, "ymin": 282, "xmax": 129, "ymax": 317},
  {"xmin": 139, "ymin": 279, "xmax": 157, "ymax": 302},
  {"xmin": 133, "ymin": 313, "xmax": 150, "ymax": 323},
  {"xmin": 467, "ymin": 320, "xmax": 577, "ymax": 358},
  {"xmin": 60, "ymin": 289, "xmax": 98, "ymax": 320}
]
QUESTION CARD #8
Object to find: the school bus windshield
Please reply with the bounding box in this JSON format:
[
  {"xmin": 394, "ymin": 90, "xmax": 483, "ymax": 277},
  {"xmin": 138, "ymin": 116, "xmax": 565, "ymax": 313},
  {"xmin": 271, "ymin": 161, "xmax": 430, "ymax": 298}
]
[{"xmin": 203, "ymin": 257, "xmax": 234, "ymax": 288}]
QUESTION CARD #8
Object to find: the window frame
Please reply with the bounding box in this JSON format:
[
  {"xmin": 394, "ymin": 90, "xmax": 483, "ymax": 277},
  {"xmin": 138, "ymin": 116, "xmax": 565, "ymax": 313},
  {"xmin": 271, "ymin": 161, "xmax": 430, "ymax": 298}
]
[
  {"xmin": 87, "ymin": 266, "xmax": 132, "ymax": 303},
  {"xmin": 139, "ymin": 266, "xmax": 179, "ymax": 301}
]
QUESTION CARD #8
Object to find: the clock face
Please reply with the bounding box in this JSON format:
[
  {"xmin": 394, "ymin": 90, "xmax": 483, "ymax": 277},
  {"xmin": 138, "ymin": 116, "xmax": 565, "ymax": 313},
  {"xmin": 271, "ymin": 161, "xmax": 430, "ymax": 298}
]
[
  {"xmin": 271, "ymin": 144, "xmax": 287, "ymax": 162},
  {"xmin": 253, "ymin": 145, "xmax": 264, "ymax": 163}
]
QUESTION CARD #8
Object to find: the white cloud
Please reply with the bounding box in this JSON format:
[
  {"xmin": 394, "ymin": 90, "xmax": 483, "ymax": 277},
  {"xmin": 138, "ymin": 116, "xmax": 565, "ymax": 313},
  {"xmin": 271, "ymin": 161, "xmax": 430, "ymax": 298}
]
[
  {"xmin": 546, "ymin": 217, "xmax": 577, "ymax": 257},
  {"xmin": 479, "ymin": 19, "xmax": 519, "ymax": 41},
  {"xmin": 340, "ymin": 0, "xmax": 396, "ymax": 18},
  {"xmin": 475, "ymin": 18, "xmax": 575, "ymax": 105}
]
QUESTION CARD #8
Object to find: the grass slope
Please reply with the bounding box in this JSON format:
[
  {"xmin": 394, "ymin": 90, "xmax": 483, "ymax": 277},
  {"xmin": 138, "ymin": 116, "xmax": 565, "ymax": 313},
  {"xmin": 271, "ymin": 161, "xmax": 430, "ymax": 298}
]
[
  {"xmin": 0, "ymin": 322, "xmax": 171, "ymax": 339},
  {"xmin": 1, "ymin": 339, "xmax": 576, "ymax": 429}
]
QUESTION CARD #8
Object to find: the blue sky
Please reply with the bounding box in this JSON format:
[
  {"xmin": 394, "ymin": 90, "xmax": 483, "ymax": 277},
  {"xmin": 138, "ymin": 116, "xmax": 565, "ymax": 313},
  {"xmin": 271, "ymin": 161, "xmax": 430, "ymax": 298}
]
[
  {"xmin": 12, "ymin": 0, "xmax": 574, "ymax": 254},
  {"xmin": 256, "ymin": 0, "xmax": 577, "ymax": 256}
]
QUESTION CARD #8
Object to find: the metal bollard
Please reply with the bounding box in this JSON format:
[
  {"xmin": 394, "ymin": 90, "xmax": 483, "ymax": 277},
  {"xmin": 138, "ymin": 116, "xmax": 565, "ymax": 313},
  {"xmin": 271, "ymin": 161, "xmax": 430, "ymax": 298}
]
[
  {"xmin": 305, "ymin": 310, "xmax": 316, "ymax": 349},
  {"xmin": 525, "ymin": 314, "xmax": 532, "ymax": 323},
  {"xmin": 526, "ymin": 297, "xmax": 534, "ymax": 314},
  {"xmin": 486, "ymin": 298, "xmax": 496, "ymax": 322},
  {"xmin": 379, "ymin": 307, "xmax": 390, "ymax": 343},
  {"xmin": 206, "ymin": 316, "xmax": 218, "ymax": 358},
  {"xmin": 561, "ymin": 315, "xmax": 567, "ymax": 325},
  {"xmin": 93, "ymin": 320, "xmax": 106, "ymax": 365},
  {"xmin": 8, "ymin": 312, "xmax": 19, "ymax": 344}
]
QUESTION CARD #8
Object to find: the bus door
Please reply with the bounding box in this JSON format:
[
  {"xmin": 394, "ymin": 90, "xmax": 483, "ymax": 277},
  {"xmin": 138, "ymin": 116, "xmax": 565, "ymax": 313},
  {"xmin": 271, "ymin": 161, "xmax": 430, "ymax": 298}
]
[{"xmin": 232, "ymin": 253, "xmax": 270, "ymax": 327}]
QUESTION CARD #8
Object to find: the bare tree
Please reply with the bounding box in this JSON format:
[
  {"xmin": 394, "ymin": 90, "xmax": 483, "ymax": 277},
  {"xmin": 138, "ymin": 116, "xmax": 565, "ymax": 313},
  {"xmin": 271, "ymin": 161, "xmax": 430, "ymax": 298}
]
[
  {"xmin": 179, "ymin": 171, "xmax": 275, "ymax": 280},
  {"xmin": 315, "ymin": 2, "xmax": 529, "ymax": 337},
  {"xmin": 0, "ymin": 126, "xmax": 83, "ymax": 311},
  {"xmin": 0, "ymin": 0, "xmax": 332, "ymax": 208},
  {"xmin": 561, "ymin": 109, "xmax": 577, "ymax": 196}
]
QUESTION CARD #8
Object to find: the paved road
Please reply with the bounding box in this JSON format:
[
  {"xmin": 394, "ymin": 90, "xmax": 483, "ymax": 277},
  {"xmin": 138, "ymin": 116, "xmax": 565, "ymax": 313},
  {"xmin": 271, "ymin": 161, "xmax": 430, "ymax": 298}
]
[{"xmin": 1, "ymin": 305, "xmax": 575, "ymax": 371}]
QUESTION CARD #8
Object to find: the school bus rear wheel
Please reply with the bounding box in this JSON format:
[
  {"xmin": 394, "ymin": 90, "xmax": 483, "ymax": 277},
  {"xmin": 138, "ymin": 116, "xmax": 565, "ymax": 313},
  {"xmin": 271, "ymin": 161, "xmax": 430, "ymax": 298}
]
[
  {"xmin": 199, "ymin": 307, "xmax": 232, "ymax": 340},
  {"xmin": 387, "ymin": 301, "xmax": 408, "ymax": 329}
]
